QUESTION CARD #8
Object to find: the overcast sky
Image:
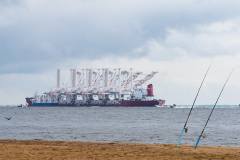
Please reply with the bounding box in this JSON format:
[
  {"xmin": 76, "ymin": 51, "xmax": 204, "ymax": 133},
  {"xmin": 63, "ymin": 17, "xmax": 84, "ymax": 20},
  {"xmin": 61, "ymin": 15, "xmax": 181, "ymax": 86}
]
[{"xmin": 1, "ymin": 0, "xmax": 240, "ymax": 105}]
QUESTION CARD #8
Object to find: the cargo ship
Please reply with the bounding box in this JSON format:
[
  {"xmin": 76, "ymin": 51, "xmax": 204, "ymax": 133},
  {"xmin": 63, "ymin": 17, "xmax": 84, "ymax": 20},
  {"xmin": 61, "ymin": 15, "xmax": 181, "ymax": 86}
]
[{"xmin": 26, "ymin": 68, "xmax": 165, "ymax": 107}]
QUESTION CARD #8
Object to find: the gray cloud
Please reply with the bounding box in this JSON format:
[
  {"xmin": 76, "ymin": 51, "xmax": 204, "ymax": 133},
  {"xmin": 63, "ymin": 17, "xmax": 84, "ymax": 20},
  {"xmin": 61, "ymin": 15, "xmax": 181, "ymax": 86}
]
[
  {"xmin": 0, "ymin": 0, "xmax": 25, "ymax": 6},
  {"xmin": 1, "ymin": 0, "xmax": 240, "ymax": 74}
]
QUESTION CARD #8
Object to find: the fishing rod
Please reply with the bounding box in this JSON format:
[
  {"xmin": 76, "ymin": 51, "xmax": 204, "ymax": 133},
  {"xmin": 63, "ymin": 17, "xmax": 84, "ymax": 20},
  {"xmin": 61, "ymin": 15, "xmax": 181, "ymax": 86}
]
[
  {"xmin": 195, "ymin": 68, "xmax": 234, "ymax": 149},
  {"xmin": 177, "ymin": 63, "xmax": 213, "ymax": 147}
]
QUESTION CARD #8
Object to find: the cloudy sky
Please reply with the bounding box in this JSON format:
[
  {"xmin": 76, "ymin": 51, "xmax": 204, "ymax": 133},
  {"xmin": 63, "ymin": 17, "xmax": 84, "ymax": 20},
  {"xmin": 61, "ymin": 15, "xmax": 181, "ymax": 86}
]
[{"xmin": 1, "ymin": 0, "xmax": 240, "ymax": 105}]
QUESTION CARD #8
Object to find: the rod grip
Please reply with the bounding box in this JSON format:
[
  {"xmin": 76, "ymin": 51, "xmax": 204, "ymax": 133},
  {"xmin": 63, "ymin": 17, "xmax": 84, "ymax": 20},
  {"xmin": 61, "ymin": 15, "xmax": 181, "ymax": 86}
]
[
  {"xmin": 195, "ymin": 136, "xmax": 201, "ymax": 149},
  {"xmin": 177, "ymin": 128, "xmax": 185, "ymax": 147}
]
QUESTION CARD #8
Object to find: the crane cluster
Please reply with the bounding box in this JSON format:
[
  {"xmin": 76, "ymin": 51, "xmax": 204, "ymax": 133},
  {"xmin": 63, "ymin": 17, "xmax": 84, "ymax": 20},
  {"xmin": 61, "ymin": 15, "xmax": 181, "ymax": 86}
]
[{"xmin": 32, "ymin": 68, "xmax": 158, "ymax": 106}]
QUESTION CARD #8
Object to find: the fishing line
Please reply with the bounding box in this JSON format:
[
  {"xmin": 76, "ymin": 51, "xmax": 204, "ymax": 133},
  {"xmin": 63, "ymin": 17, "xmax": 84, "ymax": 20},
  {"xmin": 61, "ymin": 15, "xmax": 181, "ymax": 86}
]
[
  {"xmin": 195, "ymin": 68, "xmax": 234, "ymax": 149},
  {"xmin": 177, "ymin": 62, "xmax": 213, "ymax": 147}
]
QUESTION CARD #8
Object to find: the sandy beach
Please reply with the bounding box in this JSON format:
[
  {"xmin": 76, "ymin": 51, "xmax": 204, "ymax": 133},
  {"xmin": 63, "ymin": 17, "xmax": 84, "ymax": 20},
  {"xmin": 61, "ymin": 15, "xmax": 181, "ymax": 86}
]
[{"xmin": 0, "ymin": 139, "xmax": 239, "ymax": 159}]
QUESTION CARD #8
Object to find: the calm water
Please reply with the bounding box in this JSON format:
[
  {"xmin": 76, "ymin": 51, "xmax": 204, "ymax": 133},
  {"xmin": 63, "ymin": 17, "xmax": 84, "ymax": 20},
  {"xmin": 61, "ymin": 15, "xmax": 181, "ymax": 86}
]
[{"xmin": 0, "ymin": 106, "xmax": 239, "ymax": 147}]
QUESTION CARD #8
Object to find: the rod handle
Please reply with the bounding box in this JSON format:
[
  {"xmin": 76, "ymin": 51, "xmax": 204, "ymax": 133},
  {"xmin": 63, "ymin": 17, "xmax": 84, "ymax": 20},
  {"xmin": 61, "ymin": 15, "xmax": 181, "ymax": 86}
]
[
  {"xmin": 195, "ymin": 136, "xmax": 201, "ymax": 149},
  {"xmin": 177, "ymin": 128, "xmax": 185, "ymax": 147}
]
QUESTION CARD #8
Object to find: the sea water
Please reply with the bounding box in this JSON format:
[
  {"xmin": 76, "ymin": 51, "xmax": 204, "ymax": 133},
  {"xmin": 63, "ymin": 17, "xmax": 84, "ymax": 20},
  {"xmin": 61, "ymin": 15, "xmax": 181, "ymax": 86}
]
[{"xmin": 0, "ymin": 106, "xmax": 239, "ymax": 147}]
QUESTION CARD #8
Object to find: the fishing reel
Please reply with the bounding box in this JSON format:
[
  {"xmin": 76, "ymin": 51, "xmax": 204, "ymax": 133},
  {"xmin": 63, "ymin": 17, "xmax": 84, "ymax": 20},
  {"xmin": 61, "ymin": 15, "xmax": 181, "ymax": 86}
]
[
  {"xmin": 185, "ymin": 127, "xmax": 188, "ymax": 133},
  {"xmin": 203, "ymin": 133, "xmax": 207, "ymax": 138}
]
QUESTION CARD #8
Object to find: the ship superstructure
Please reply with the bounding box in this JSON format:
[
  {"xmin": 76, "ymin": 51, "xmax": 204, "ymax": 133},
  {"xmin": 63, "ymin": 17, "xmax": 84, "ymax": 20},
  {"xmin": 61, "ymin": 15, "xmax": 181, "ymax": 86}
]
[{"xmin": 26, "ymin": 68, "xmax": 165, "ymax": 107}]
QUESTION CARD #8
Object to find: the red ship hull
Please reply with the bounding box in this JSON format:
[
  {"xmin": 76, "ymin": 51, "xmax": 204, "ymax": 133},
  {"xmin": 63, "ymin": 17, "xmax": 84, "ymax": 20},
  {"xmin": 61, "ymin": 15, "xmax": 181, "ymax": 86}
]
[{"xmin": 26, "ymin": 98, "xmax": 165, "ymax": 107}]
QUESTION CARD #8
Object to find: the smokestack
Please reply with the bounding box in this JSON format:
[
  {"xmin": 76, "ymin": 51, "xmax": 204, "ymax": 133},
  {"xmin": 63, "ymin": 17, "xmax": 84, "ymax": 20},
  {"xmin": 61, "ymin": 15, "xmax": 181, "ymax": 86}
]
[{"xmin": 147, "ymin": 84, "xmax": 153, "ymax": 96}]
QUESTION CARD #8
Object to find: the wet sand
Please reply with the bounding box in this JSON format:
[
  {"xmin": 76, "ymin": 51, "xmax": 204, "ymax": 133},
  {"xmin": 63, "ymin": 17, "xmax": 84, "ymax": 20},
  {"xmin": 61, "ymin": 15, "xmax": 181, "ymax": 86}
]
[{"xmin": 0, "ymin": 139, "xmax": 239, "ymax": 159}]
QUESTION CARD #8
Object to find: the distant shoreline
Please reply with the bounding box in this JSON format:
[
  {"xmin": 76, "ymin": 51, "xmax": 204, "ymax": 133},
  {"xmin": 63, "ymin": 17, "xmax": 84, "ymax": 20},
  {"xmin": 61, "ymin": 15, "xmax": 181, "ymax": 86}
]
[
  {"xmin": 0, "ymin": 139, "xmax": 239, "ymax": 159},
  {"xmin": 0, "ymin": 105, "xmax": 239, "ymax": 107}
]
